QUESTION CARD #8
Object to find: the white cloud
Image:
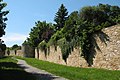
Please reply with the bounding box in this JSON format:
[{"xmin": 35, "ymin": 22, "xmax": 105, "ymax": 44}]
[
  {"xmin": 1, "ymin": 33, "xmax": 28, "ymax": 47},
  {"xmin": 2, "ymin": 33, "xmax": 28, "ymax": 42}
]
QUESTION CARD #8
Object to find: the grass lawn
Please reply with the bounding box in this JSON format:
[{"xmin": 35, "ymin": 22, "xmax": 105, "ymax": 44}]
[
  {"xmin": 0, "ymin": 56, "xmax": 36, "ymax": 80},
  {"xmin": 16, "ymin": 57, "xmax": 120, "ymax": 80}
]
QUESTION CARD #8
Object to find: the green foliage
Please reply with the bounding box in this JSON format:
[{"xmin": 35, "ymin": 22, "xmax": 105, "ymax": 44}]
[
  {"xmin": 54, "ymin": 4, "xmax": 68, "ymax": 31},
  {"xmin": 0, "ymin": 0, "xmax": 9, "ymax": 37},
  {"xmin": 57, "ymin": 37, "xmax": 81, "ymax": 62},
  {"xmin": 50, "ymin": 3, "xmax": 120, "ymax": 64},
  {"xmin": 49, "ymin": 30, "xmax": 63, "ymax": 46},
  {"xmin": 63, "ymin": 11, "xmax": 79, "ymax": 41},
  {"xmin": 98, "ymin": 3, "xmax": 120, "ymax": 24},
  {"xmin": 24, "ymin": 21, "xmax": 54, "ymax": 47},
  {"xmin": 0, "ymin": 0, "xmax": 8, "ymax": 52},
  {"xmin": 24, "ymin": 3, "xmax": 120, "ymax": 65},
  {"xmin": 58, "ymin": 38, "xmax": 70, "ymax": 62}
]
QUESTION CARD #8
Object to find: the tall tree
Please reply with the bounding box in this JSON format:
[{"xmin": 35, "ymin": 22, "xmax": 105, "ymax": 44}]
[
  {"xmin": 0, "ymin": 0, "xmax": 9, "ymax": 37},
  {"xmin": 0, "ymin": 0, "xmax": 9, "ymax": 52},
  {"xmin": 54, "ymin": 4, "xmax": 68, "ymax": 31}
]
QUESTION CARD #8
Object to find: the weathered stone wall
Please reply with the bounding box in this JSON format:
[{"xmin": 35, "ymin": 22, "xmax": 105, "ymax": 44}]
[
  {"xmin": 0, "ymin": 51, "xmax": 5, "ymax": 58},
  {"xmin": 35, "ymin": 46, "xmax": 88, "ymax": 67},
  {"xmin": 35, "ymin": 25, "xmax": 120, "ymax": 70},
  {"xmin": 5, "ymin": 50, "xmax": 23, "ymax": 56},
  {"xmin": 67, "ymin": 48, "xmax": 88, "ymax": 67},
  {"xmin": 35, "ymin": 47, "xmax": 88, "ymax": 67},
  {"xmin": 5, "ymin": 44, "xmax": 35, "ymax": 57},
  {"xmin": 35, "ymin": 46, "xmax": 66, "ymax": 65},
  {"xmin": 93, "ymin": 25, "xmax": 120, "ymax": 70},
  {"xmin": 22, "ymin": 44, "xmax": 35, "ymax": 58}
]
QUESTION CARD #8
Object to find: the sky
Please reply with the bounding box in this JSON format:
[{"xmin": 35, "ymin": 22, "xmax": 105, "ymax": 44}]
[{"xmin": 1, "ymin": 0, "xmax": 120, "ymax": 47}]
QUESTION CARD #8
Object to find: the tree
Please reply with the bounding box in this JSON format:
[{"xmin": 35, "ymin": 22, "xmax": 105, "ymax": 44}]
[
  {"xmin": 63, "ymin": 11, "xmax": 79, "ymax": 41},
  {"xmin": 0, "ymin": 0, "xmax": 9, "ymax": 37},
  {"xmin": 98, "ymin": 3, "xmax": 120, "ymax": 24},
  {"xmin": 28, "ymin": 25, "xmax": 40, "ymax": 47},
  {"xmin": 0, "ymin": 0, "xmax": 9, "ymax": 53},
  {"xmin": 54, "ymin": 4, "xmax": 68, "ymax": 31},
  {"xmin": 25, "ymin": 21, "xmax": 54, "ymax": 47},
  {"xmin": 23, "ymin": 21, "xmax": 54, "ymax": 59},
  {"xmin": 79, "ymin": 6, "xmax": 109, "ymax": 28},
  {"xmin": 12, "ymin": 44, "xmax": 20, "ymax": 50}
]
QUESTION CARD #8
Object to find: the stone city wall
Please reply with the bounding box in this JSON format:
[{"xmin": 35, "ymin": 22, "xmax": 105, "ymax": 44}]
[
  {"xmin": 35, "ymin": 25, "xmax": 120, "ymax": 70},
  {"xmin": 6, "ymin": 25, "xmax": 119, "ymax": 70},
  {"xmin": 5, "ymin": 50, "xmax": 23, "ymax": 56}
]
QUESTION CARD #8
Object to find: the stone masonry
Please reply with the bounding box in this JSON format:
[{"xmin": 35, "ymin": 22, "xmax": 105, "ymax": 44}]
[
  {"xmin": 93, "ymin": 25, "xmax": 120, "ymax": 70},
  {"xmin": 35, "ymin": 25, "xmax": 120, "ymax": 70}
]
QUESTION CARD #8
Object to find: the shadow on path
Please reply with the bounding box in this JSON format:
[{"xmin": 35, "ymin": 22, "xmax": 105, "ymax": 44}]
[{"xmin": 0, "ymin": 62, "xmax": 36, "ymax": 80}]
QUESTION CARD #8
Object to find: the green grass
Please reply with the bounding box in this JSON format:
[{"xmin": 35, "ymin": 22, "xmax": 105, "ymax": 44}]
[
  {"xmin": 0, "ymin": 56, "xmax": 36, "ymax": 80},
  {"xmin": 16, "ymin": 57, "xmax": 120, "ymax": 80}
]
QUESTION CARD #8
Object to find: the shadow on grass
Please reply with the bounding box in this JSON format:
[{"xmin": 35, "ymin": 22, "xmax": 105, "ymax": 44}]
[
  {"xmin": 33, "ymin": 73, "xmax": 61, "ymax": 80},
  {"xmin": 0, "ymin": 62, "xmax": 36, "ymax": 80},
  {"xmin": 0, "ymin": 57, "xmax": 62, "ymax": 80}
]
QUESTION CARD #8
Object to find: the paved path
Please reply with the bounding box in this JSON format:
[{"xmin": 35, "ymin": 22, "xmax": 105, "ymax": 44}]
[{"xmin": 15, "ymin": 58, "xmax": 68, "ymax": 80}]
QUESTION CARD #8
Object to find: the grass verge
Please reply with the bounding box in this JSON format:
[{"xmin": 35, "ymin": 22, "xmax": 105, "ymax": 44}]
[
  {"xmin": 16, "ymin": 56, "xmax": 120, "ymax": 80},
  {"xmin": 0, "ymin": 56, "xmax": 36, "ymax": 80}
]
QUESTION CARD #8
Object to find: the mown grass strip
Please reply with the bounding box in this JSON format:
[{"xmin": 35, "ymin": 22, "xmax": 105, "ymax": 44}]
[{"xmin": 16, "ymin": 56, "xmax": 120, "ymax": 80}]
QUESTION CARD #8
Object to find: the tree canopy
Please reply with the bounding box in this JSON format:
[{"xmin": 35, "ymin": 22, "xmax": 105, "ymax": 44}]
[
  {"xmin": 11, "ymin": 44, "xmax": 21, "ymax": 50},
  {"xmin": 24, "ymin": 21, "xmax": 54, "ymax": 47},
  {"xmin": 54, "ymin": 4, "xmax": 68, "ymax": 31}
]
